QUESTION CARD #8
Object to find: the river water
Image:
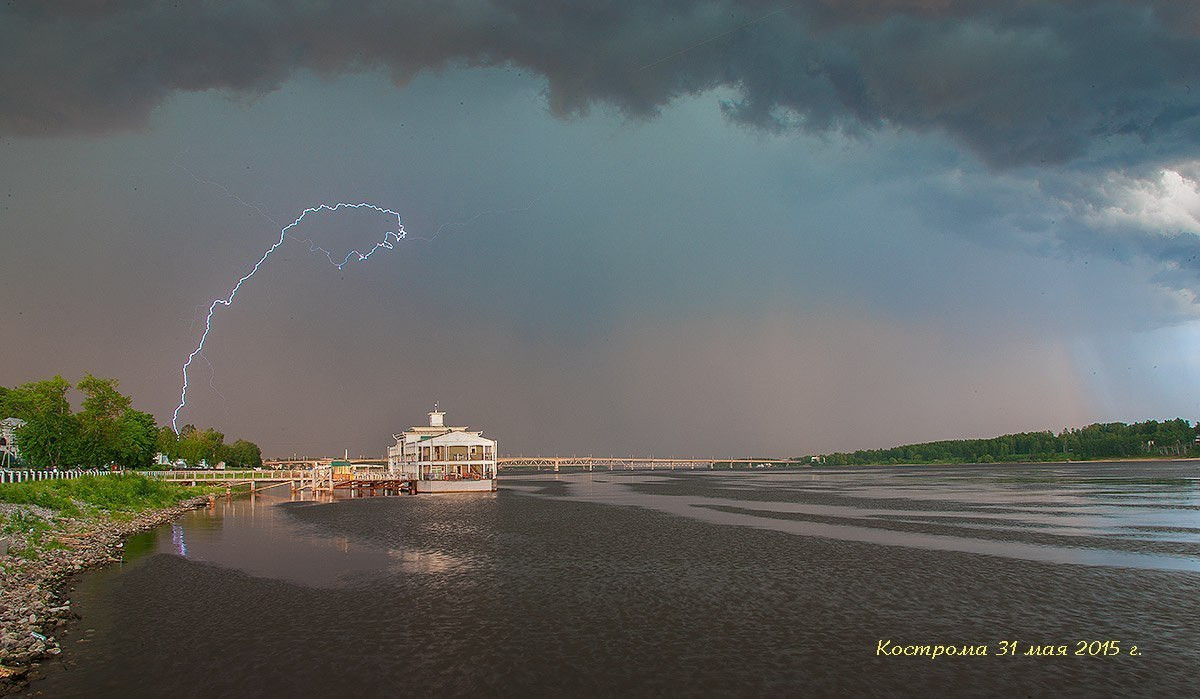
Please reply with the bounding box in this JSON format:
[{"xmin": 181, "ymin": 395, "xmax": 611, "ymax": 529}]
[{"xmin": 27, "ymin": 462, "xmax": 1200, "ymax": 697}]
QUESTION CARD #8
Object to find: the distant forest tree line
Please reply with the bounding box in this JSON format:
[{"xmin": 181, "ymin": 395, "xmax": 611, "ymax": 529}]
[
  {"xmin": 0, "ymin": 374, "xmax": 261, "ymax": 470},
  {"xmin": 820, "ymin": 419, "xmax": 1200, "ymax": 465}
]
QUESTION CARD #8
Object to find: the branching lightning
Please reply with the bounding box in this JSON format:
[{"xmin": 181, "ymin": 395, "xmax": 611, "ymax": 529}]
[
  {"xmin": 171, "ymin": 153, "xmax": 558, "ymax": 434},
  {"xmin": 198, "ymin": 352, "xmax": 226, "ymax": 402},
  {"xmin": 171, "ymin": 202, "xmax": 406, "ymax": 433}
]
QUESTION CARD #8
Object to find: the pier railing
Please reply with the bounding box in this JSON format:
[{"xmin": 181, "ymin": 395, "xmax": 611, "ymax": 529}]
[{"xmin": 145, "ymin": 470, "xmax": 313, "ymax": 482}]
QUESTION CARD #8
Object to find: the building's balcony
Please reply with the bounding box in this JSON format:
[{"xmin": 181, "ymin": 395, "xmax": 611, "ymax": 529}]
[{"xmin": 413, "ymin": 459, "xmax": 496, "ymax": 467}]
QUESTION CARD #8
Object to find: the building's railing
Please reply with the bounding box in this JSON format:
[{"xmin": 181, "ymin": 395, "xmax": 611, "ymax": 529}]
[
  {"xmin": 0, "ymin": 468, "xmax": 116, "ymax": 483},
  {"xmin": 423, "ymin": 472, "xmax": 492, "ymax": 481},
  {"xmin": 340, "ymin": 470, "xmax": 411, "ymax": 481}
]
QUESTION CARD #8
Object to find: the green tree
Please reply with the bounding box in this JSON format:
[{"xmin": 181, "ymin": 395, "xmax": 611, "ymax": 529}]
[
  {"xmin": 224, "ymin": 439, "xmax": 263, "ymax": 468},
  {"xmin": 200, "ymin": 428, "xmax": 225, "ymax": 465},
  {"xmin": 156, "ymin": 426, "xmax": 179, "ymax": 462},
  {"xmin": 11, "ymin": 376, "xmax": 77, "ymax": 468},
  {"xmin": 177, "ymin": 430, "xmax": 204, "ymax": 466},
  {"xmin": 240, "ymin": 440, "xmax": 263, "ymax": 469},
  {"xmin": 178, "ymin": 427, "xmax": 224, "ymax": 466},
  {"xmin": 115, "ymin": 409, "xmax": 158, "ymax": 469},
  {"xmin": 75, "ymin": 374, "xmax": 133, "ymax": 468},
  {"xmin": 0, "ymin": 386, "xmax": 14, "ymax": 418}
]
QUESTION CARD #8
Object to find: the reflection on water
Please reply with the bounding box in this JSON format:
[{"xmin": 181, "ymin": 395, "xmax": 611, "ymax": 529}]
[
  {"xmin": 170, "ymin": 523, "xmax": 186, "ymax": 557},
  {"xmin": 29, "ymin": 463, "xmax": 1200, "ymax": 697},
  {"xmin": 120, "ymin": 490, "xmax": 474, "ymax": 587},
  {"xmin": 509, "ymin": 462, "xmax": 1200, "ymax": 571}
]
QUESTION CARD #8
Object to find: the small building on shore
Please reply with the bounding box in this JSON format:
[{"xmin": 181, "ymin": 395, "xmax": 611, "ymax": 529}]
[
  {"xmin": 1, "ymin": 417, "xmax": 25, "ymax": 467},
  {"xmin": 387, "ymin": 409, "xmax": 497, "ymax": 493}
]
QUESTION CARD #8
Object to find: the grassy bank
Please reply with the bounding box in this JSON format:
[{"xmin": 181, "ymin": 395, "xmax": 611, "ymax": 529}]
[
  {"xmin": 0, "ymin": 475, "xmax": 215, "ymax": 561},
  {"xmin": 0, "ymin": 474, "xmax": 211, "ymax": 516}
]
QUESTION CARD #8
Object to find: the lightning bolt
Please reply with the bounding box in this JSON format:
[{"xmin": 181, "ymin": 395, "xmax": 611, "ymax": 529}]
[{"xmin": 171, "ymin": 202, "xmax": 406, "ymax": 432}]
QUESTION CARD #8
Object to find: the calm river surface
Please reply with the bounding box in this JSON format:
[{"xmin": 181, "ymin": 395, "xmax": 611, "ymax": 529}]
[{"xmin": 28, "ymin": 462, "xmax": 1200, "ymax": 697}]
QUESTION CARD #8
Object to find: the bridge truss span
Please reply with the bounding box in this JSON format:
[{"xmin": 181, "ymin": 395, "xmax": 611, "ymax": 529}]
[{"xmin": 496, "ymin": 457, "xmax": 791, "ymax": 471}]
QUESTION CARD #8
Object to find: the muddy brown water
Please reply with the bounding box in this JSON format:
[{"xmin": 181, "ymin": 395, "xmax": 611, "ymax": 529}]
[{"xmin": 26, "ymin": 462, "xmax": 1200, "ymax": 697}]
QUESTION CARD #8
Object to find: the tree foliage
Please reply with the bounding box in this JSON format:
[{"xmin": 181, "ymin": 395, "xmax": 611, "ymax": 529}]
[
  {"xmin": 75, "ymin": 374, "xmax": 134, "ymax": 468},
  {"xmin": 2, "ymin": 374, "xmax": 262, "ymax": 469},
  {"xmin": 7, "ymin": 376, "xmax": 75, "ymax": 469},
  {"xmin": 821, "ymin": 419, "xmax": 1200, "ymax": 465},
  {"xmin": 115, "ymin": 410, "xmax": 158, "ymax": 470},
  {"xmin": 156, "ymin": 426, "xmax": 178, "ymax": 460},
  {"xmin": 154, "ymin": 424, "xmax": 262, "ymax": 469},
  {"xmin": 224, "ymin": 439, "xmax": 263, "ymax": 469}
]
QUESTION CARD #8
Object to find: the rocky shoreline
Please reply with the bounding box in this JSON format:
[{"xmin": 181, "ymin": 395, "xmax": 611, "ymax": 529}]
[{"xmin": 0, "ymin": 495, "xmax": 213, "ymax": 694}]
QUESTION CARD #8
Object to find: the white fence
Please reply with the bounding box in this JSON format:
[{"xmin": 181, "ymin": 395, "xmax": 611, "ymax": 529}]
[{"xmin": 0, "ymin": 469, "xmax": 116, "ymax": 483}]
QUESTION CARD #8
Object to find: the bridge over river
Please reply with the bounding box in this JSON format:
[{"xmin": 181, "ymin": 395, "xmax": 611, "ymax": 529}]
[{"xmin": 496, "ymin": 457, "xmax": 799, "ymax": 471}]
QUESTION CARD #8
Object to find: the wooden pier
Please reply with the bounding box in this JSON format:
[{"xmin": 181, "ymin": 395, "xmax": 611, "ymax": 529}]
[{"xmin": 146, "ymin": 468, "xmax": 410, "ymax": 495}]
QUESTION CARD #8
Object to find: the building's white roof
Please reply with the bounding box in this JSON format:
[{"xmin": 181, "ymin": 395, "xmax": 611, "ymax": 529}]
[
  {"xmin": 394, "ymin": 425, "xmax": 472, "ymax": 440},
  {"xmin": 392, "ymin": 411, "xmax": 495, "ymax": 450},
  {"xmin": 1, "ymin": 417, "xmax": 25, "ymax": 429}
]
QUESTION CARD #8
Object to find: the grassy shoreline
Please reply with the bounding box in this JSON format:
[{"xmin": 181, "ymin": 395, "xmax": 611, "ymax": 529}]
[{"xmin": 0, "ymin": 475, "xmax": 220, "ymax": 691}]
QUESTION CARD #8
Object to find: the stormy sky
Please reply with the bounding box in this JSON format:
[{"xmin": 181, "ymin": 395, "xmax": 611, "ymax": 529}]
[{"xmin": 3, "ymin": 1, "xmax": 1200, "ymax": 458}]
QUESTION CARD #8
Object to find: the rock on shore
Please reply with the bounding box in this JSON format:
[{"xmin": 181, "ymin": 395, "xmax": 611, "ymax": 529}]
[{"xmin": 0, "ymin": 496, "xmax": 212, "ymax": 693}]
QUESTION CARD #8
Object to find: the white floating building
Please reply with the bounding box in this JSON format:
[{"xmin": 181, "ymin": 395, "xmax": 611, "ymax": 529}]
[{"xmin": 387, "ymin": 409, "xmax": 497, "ymax": 493}]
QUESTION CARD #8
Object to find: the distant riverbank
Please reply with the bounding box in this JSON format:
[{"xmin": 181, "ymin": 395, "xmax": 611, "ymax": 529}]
[
  {"xmin": 815, "ymin": 418, "xmax": 1199, "ymax": 466},
  {"xmin": 818, "ymin": 455, "xmax": 1200, "ymax": 467},
  {"xmin": 0, "ymin": 475, "xmax": 214, "ymax": 693}
]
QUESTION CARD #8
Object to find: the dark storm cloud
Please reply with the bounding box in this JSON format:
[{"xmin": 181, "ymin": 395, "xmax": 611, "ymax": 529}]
[{"xmin": 3, "ymin": 1, "xmax": 1199, "ymax": 170}]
